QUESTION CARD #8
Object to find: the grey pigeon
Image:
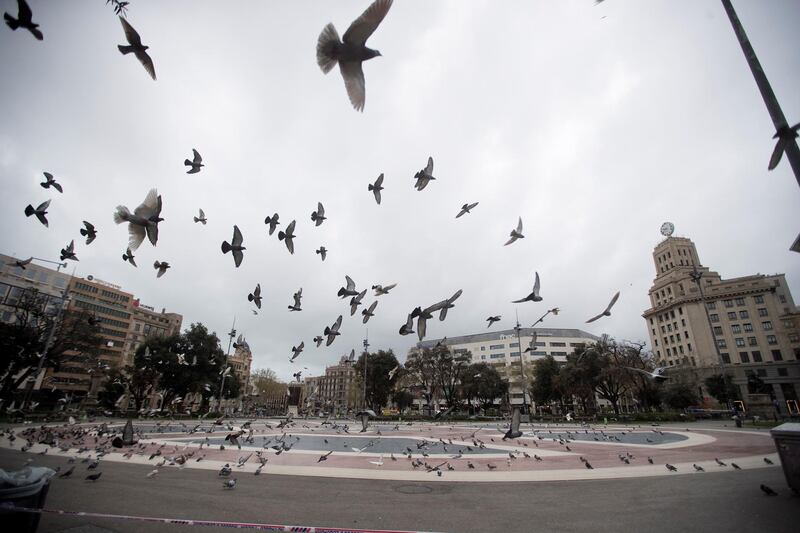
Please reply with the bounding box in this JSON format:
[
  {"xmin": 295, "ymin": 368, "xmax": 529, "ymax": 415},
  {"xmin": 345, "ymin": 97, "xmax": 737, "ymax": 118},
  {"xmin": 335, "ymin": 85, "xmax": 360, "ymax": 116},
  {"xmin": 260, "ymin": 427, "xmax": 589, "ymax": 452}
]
[
  {"xmin": 362, "ymin": 300, "xmax": 378, "ymax": 324},
  {"xmin": 437, "ymin": 289, "xmax": 463, "ymax": 321},
  {"xmin": 24, "ymin": 199, "xmax": 50, "ymax": 227},
  {"xmin": 416, "ymin": 298, "xmax": 451, "ymax": 341},
  {"xmin": 316, "ymin": 0, "xmax": 393, "ymax": 111},
  {"xmin": 369, "ymin": 173, "xmax": 384, "ymax": 204},
  {"xmin": 414, "ymin": 157, "xmax": 435, "ymax": 191},
  {"xmin": 486, "ymin": 316, "xmax": 501, "ymax": 328},
  {"xmin": 288, "ymin": 288, "xmax": 303, "ymax": 312},
  {"xmin": 760, "ymin": 484, "xmax": 777, "ymax": 496},
  {"xmin": 122, "ymin": 248, "xmax": 137, "ymax": 267},
  {"xmin": 324, "ymin": 315, "xmax": 343, "ymax": 346},
  {"xmin": 154, "ymin": 260, "xmax": 170, "ymax": 278},
  {"xmin": 372, "ymin": 283, "xmax": 396, "ymax": 296},
  {"xmin": 512, "ymin": 272, "xmax": 542, "ymax": 303},
  {"xmin": 625, "ymin": 366, "xmax": 669, "ymax": 382},
  {"xmin": 316, "ymin": 246, "xmax": 327, "ymax": 261},
  {"xmin": 399, "ymin": 310, "xmax": 417, "ymax": 335},
  {"xmin": 504, "ymin": 217, "xmax": 524, "ymax": 245},
  {"xmin": 764, "ymin": 457, "xmax": 774, "ymax": 465},
  {"xmin": 118, "ymin": 16, "xmax": 156, "ymax": 80},
  {"xmin": 221, "ymin": 225, "xmax": 245, "ymax": 267},
  {"xmin": 222, "ymin": 478, "xmax": 237, "ymax": 489},
  {"xmin": 113, "ymin": 188, "xmax": 162, "ymax": 251},
  {"xmin": 40, "ymin": 172, "xmax": 62, "ymax": 192},
  {"xmin": 60, "ymin": 240, "xmax": 78, "ymax": 262},
  {"xmin": 184, "ymin": 149, "xmax": 203, "ymax": 174},
  {"xmin": 248, "ymin": 283, "xmax": 262, "ymax": 309},
  {"xmin": 14, "ymin": 257, "xmax": 32, "ymax": 269},
  {"xmin": 85, "ymin": 472, "xmax": 102, "ymax": 482},
  {"xmin": 80, "ymin": 221, "xmax": 97, "ymax": 245},
  {"xmin": 586, "ymin": 291, "xmax": 620, "ymax": 323},
  {"xmin": 311, "ymin": 202, "xmax": 326, "ymax": 226},
  {"xmin": 4, "ymin": 0, "xmax": 42, "ymax": 40},
  {"xmin": 277, "ymin": 220, "xmax": 296, "ymax": 254},
  {"xmin": 665, "ymin": 464, "xmax": 677, "ymax": 472},
  {"xmin": 313, "ymin": 335, "xmax": 323, "ymax": 347},
  {"xmin": 264, "ymin": 213, "xmax": 280, "ymax": 235},
  {"xmin": 502, "ymin": 408, "xmax": 522, "ymax": 440},
  {"xmin": 338, "ymin": 275, "xmax": 359, "ymax": 299},
  {"xmin": 290, "ymin": 342, "xmax": 304, "ymax": 362},
  {"xmin": 349, "ymin": 289, "xmax": 367, "ymax": 315},
  {"xmin": 193, "ymin": 208, "xmax": 207, "ymax": 224},
  {"xmin": 456, "ymin": 202, "xmax": 478, "ymax": 218},
  {"xmin": 768, "ymin": 122, "xmax": 800, "ymax": 170}
]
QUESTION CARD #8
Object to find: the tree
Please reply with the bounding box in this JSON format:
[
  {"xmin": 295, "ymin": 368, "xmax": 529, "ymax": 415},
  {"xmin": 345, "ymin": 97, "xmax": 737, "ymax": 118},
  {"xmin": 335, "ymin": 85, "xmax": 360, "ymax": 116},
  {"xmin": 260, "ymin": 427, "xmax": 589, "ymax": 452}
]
[
  {"xmin": 405, "ymin": 348, "xmax": 439, "ymax": 414},
  {"xmin": 662, "ymin": 382, "xmax": 698, "ymax": 410},
  {"xmin": 392, "ymin": 389, "xmax": 414, "ymax": 411},
  {"xmin": 704, "ymin": 374, "xmax": 740, "ymax": 407},
  {"xmin": 461, "ymin": 363, "xmax": 507, "ymax": 411},
  {"xmin": 530, "ymin": 355, "xmax": 562, "ymax": 409},
  {"xmin": 354, "ymin": 350, "xmax": 400, "ymax": 411},
  {"xmin": 569, "ymin": 339, "xmax": 636, "ymax": 415},
  {"xmin": 432, "ymin": 347, "xmax": 470, "ymax": 408},
  {"xmin": 557, "ymin": 359, "xmax": 596, "ymax": 414}
]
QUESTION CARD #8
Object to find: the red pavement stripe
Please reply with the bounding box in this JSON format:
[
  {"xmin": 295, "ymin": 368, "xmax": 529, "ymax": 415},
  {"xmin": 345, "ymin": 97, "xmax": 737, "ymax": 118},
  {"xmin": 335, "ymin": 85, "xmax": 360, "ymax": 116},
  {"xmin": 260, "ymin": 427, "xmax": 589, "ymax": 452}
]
[{"xmin": 0, "ymin": 504, "xmax": 444, "ymax": 533}]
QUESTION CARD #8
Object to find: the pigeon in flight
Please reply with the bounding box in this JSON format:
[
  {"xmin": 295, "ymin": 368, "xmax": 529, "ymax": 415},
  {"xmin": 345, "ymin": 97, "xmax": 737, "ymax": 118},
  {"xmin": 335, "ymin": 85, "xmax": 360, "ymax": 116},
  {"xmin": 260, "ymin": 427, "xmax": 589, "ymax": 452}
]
[
  {"xmin": 585, "ymin": 291, "xmax": 620, "ymax": 323},
  {"xmin": 456, "ymin": 202, "xmax": 478, "ymax": 218},
  {"xmin": 122, "ymin": 248, "xmax": 137, "ymax": 267},
  {"xmin": 193, "ymin": 208, "xmax": 207, "ymax": 224},
  {"xmin": 502, "ymin": 408, "xmax": 523, "ymax": 440},
  {"xmin": 768, "ymin": 122, "xmax": 800, "ymax": 171},
  {"xmin": 313, "ymin": 335, "xmax": 324, "ymax": 347},
  {"xmin": 4, "ymin": 0, "xmax": 42, "ymax": 40},
  {"xmin": 24, "ymin": 199, "xmax": 50, "ymax": 227},
  {"xmin": 414, "ymin": 157, "xmax": 435, "ymax": 191},
  {"xmin": 316, "ymin": 0, "xmax": 393, "ymax": 111},
  {"xmin": 248, "ymin": 284, "xmax": 262, "ymax": 309},
  {"xmin": 113, "ymin": 188, "xmax": 163, "ymax": 251},
  {"xmin": 504, "ymin": 217, "xmax": 524, "ymax": 246},
  {"xmin": 316, "ymin": 246, "xmax": 327, "ymax": 261},
  {"xmin": 437, "ymin": 289, "xmax": 463, "ymax": 321},
  {"xmin": 388, "ymin": 365, "xmax": 399, "ymax": 380},
  {"xmin": 324, "ymin": 315, "xmax": 343, "ymax": 346},
  {"xmin": 289, "ymin": 289, "xmax": 303, "ymax": 312},
  {"xmin": 277, "ymin": 220, "xmax": 296, "ymax": 254},
  {"xmin": 625, "ymin": 366, "xmax": 669, "ymax": 382},
  {"xmin": 338, "ymin": 275, "xmax": 359, "ymax": 299},
  {"xmin": 512, "ymin": 272, "xmax": 542, "ymax": 303},
  {"xmin": 40, "ymin": 172, "xmax": 62, "ymax": 192},
  {"xmin": 221, "ymin": 225, "xmax": 245, "ymax": 267},
  {"xmin": 311, "ymin": 202, "xmax": 326, "ymax": 226},
  {"xmin": 349, "ymin": 289, "xmax": 367, "ymax": 316},
  {"xmin": 154, "ymin": 260, "xmax": 170, "ymax": 278},
  {"xmin": 14, "ymin": 257, "xmax": 32, "ymax": 270},
  {"xmin": 290, "ymin": 342, "xmax": 304, "ymax": 362},
  {"xmin": 399, "ymin": 311, "xmax": 417, "ymax": 336},
  {"xmin": 60, "ymin": 240, "xmax": 78, "ymax": 262},
  {"xmin": 362, "ymin": 301, "xmax": 378, "ymax": 324},
  {"xmin": 264, "ymin": 213, "xmax": 280, "ymax": 236},
  {"xmin": 486, "ymin": 316, "xmax": 501, "ymax": 328},
  {"xmin": 369, "ymin": 173, "xmax": 384, "ymax": 204},
  {"xmin": 118, "ymin": 16, "xmax": 156, "ymax": 80},
  {"xmin": 415, "ymin": 297, "xmax": 452, "ymax": 341},
  {"xmin": 372, "ymin": 284, "xmax": 397, "ymax": 296},
  {"xmin": 523, "ymin": 334, "xmax": 538, "ymax": 353},
  {"xmin": 80, "ymin": 221, "xmax": 98, "ymax": 245},
  {"xmin": 184, "ymin": 149, "xmax": 203, "ymax": 174}
]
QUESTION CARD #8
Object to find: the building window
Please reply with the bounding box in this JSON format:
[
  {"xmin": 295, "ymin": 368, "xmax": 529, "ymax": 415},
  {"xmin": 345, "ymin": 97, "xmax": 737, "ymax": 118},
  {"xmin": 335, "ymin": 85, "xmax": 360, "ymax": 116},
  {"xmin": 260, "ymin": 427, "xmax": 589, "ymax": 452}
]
[
  {"xmin": 490, "ymin": 354, "xmax": 504, "ymax": 359},
  {"xmin": 489, "ymin": 344, "xmax": 505, "ymax": 350},
  {"xmin": 758, "ymin": 308, "xmax": 768, "ymax": 317},
  {"xmin": 777, "ymin": 367, "xmax": 788, "ymax": 377},
  {"xmin": 550, "ymin": 342, "xmax": 566, "ymax": 347},
  {"xmin": 678, "ymin": 307, "xmax": 683, "ymax": 315},
  {"xmin": 706, "ymin": 302, "xmax": 716, "ymax": 310},
  {"xmin": 670, "ymin": 335, "xmax": 675, "ymax": 343},
  {"xmin": 687, "ymin": 342, "xmax": 692, "ymax": 352},
  {"xmin": 771, "ymin": 349, "xmax": 783, "ymax": 361},
  {"xmin": 667, "ymin": 324, "xmax": 672, "ymax": 332},
  {"xmin": 684, "ymin": 331, "xmax": 690, "ymax": 340},
  {"xmin": 762, "ymin": 321, "xmax": 773, "ymax": 331},
  {"xmin": 661, "ymin": 326, "xmax": 666, "ymax": 333},
  {"xmin": 754, "ymin": 295, "xmax": 764, "ymax": 304},
  {"xmin": 710, "ymin": 314, "xmax": 719, "ymax": 323},
  {"xmin": 756, "ymin": 369, "xmax": 767, "ymax": 378},
  {"xmin": 752, "ymin": 351, "xmax": 762, "ymax": 362},
  {"xmin": 717, "ymin": 340, "xmax": 727, "ymax": 349},
  {"xmin": 735, "ymin": 338, "xmax": 745, "ymax": 347},
  {"xmin": 735, "ymin": 298, "xmax": 745, "ymax": 306},
  {"xmin": 509, "ymin": 342, "xmax": 519, "ymax": 348},
  {"xmin": 767, "ymin": 335, "xmax": 777, "ymax": 345},
  {"xmin": 739, "ymin": 311, "xmax": 749, "ymax": 319},
  {"xmin": 480, "ymin": 346, "xmax": 486, "ymax": 351},
  {"xmin": 743, "ymin": 323, "xmax": 753, "ymax": 332},
  {"xmin": 739, "ymin": 352, "xmax": 749, "ymax": 363},
  {"xmin": 713, "ymin": 326, "xmax": 723, "ymax": 336},
  {"xmin": 678, "ymin": 345, "xmax": 684, "ymax": 354},
  {"xmin": 681, "ymin": 318, "xmax": 686, "ymax": 327},
  {"xmin": 748, "ymin": 337, "xmax": 758, "ymax": 346},
  {"xmin": 724, "ymin": 300, "xmax": 734, "ymax": 308},
  {"xmin": 654, "ymin": 339, "xmax": 659, "ymax": 346},
  {"xmin": 789, "ymin": 334, "xmax": 800, "ymax": 343},
  {"xmin": 727, "ymin": 312, "xmax": 737, "ymax": 320},
  {"xmin": 731, "ymin": 325, "xmax": 741, "ymax": 334},
  {"xmin": 721, "ymin": 353, "xmax": 731, "ymax": 364},
  {"xmin": 779, "ymin": 295, "xmax": 787, "ymax": 303}
]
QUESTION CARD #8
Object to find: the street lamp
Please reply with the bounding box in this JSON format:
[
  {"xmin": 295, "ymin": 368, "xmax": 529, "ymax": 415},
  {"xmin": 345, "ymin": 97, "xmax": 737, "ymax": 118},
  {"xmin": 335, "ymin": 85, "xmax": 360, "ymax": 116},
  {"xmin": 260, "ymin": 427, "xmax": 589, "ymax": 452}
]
[
  {"xmin": 214, "ymin": 318, "xmax": 236, "ymax": 414},
  {"xmin": 362, "ymin": 335, "xmax": 370, "ymax": 410}
]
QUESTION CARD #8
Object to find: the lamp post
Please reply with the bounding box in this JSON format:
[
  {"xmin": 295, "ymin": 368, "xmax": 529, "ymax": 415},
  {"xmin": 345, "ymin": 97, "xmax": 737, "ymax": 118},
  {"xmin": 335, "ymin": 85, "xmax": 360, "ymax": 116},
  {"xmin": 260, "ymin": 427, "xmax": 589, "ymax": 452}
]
[
  {"xmin": 215, "ymin": 318, "xmax": 236, "ymax": 414},
  {"xmin": 362, "ymin": 335, "xmax": 370, "ymax": 410}
]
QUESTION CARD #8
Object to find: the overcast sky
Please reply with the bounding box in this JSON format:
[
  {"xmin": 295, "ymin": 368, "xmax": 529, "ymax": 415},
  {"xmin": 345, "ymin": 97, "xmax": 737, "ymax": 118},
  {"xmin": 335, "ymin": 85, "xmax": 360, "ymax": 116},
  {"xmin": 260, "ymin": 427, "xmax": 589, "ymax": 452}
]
[{"xmin": 1, "ymin": 0, "xmax": 798, "ymax": 382}]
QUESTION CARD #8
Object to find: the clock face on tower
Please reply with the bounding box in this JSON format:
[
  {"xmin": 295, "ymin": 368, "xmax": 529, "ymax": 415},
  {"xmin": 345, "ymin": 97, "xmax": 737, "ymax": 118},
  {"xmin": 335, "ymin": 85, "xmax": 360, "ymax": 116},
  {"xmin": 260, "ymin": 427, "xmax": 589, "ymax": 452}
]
[{"xmin": 660, "ymin": 222, "xmax": 674, "ymax": 237}]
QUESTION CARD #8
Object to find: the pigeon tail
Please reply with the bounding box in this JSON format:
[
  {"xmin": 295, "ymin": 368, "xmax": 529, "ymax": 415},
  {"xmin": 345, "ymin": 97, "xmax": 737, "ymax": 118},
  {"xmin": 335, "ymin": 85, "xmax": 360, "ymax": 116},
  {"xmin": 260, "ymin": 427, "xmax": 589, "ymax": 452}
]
[
  {"xmin": 221, "ymin": 241, "xmax": 232, "ymax": 254},
  {"xmin": 184, "ymin": 159, "xmax": 193, "ymax": 166},
  {"xmin": 113, "ymin": 206, "xmax": 131, "ymax": 224},
  {"xmin": 316, "ymin": 23, "xmax": 341, "ymax": 74},
  {"xmin": 4, "ymin": 13, "xmax": 19, "ymax": 30},
  {"xmin": 118, "ymin": 44, "xmax": 135, "ymax": 55},
  {"xmin": 277, "ymin": 231, "xmax": 286, "ymax": 241},
  {"xmin": 24, "ymin": 205, "xmax": 35, "ymax": 217}
]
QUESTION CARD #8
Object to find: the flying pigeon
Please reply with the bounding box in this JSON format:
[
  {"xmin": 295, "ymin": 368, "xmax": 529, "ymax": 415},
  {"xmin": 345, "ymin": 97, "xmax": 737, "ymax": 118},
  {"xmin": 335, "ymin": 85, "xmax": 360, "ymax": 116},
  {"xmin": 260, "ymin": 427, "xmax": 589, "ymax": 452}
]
[
  {"xmin": 113, "ymin": 188, "xmax": 162, "ymax": 251},
  {"xmin": 586, "ymin": 291, "xmax": 620, "ymax": 323},
  {"xmin": 290, "ymin": 342, "xmax": 304, "ymax": 362},
  {"xmin": 414, "ymin": 156, "xmax": 435, "ymax": 191},
  {"xmin": 80, "ymin": 221, "xmax": 98, "ymax": 245},
  {"xmin": 313, "ymin": 335, "xmax": 323, "ymax": 347},
  {"xmin": 362, "ymin": 301, "xmax": 378, "ymax": 324},
  {"xmin": 4, "ymin": 0, "xmax": 42, "ymax": 40},
  {"xmin": 40, "ymin": 172, "xmax": 62, "ymax": 192},
  {"xmin": 122, "ymin": 248, "xmax": 137, "ymax": 267},
  {"xmin": 456, "ymin": 202, "xmax": 478, "ymax": 218},
  {"xmin": 372, "ymin": 283, "xmax": 396, "ymax": 296},
  {"xmin": 398, "ymin": 311, "xmax": 416, "ymax": 335},
  {"xmin": 311, "ymin": 202, "xmax": 326, "ymax": 226},
  {"xmin": 316, "ymin": 246, "xmax": 327, "ymax": 261},
  {"xmin": 193, "ymin": 208, "xmax": 207, "ymax": 224},
  {"xmin": 14, "ymin": 257, "xmax": 32, "ymax": 269},
  {"xmin": 523, "ymin": 333, "xmax": 538, "ymax": 353},
  {"xmin": 118, "ymin": 16, "xmax": 156, "ymax": 80},
  {"xmin": 512, "ymin": 272, "xmax": 542, "ymax": 303},
  {"xmin": 248, "ymin": 283, "xmax": 262, "ymax": 309},
  {"xmin": 486, "ymin": 316, "xmax": 501, "ymax": 328},
  {"xmin": 349, "ymin": 289, "xmax": 367, "ymax": 315},
  {"xmin": 357, "ymin": 409, "xmax": 376, "ymax": 433},
  {"xmin": 626, "ymin": 366, "xmax": 669, "ymax": 382},
  {"xmin": 369, "ymin": 173, "xmax": 384, "ymax": 204},
  {"xmin": 292, "ymin": 371, "xmax": 302, "ymax": 382},
  {"xmin": 316, "ymin": 0, "xmax": 393, "ymax": 111},
  {"xmin": 264, "ymin": 213, "xmax": 280, "ymax": 236},
  {"xmin": 60, "ymin": 240, "xmax": 78, "ymax": 262},
  {"xmin": 504, "ymin": 217, "xmax": 524, "ymax": 246},
  {"xmin": 289, "ymin": 288, "xmax": 303, "ymax": 312},
  {"xmin": 768, "ymin": 122, "xmax": 800, "ymax": 171},
  {"xmin": 277, "ymin": 220, "xmax": 296, "ymax": 254},
  {"xmin": 24, "ymin": 199, "xmax": 50, "ymax": 227},
  {"xmin": 154, "ymin": 260, "xmax": 170, "ymax": 278},
  {"xmin": 388, "ymin": 365, "xmax": 399, "ymax": 380},
  {"xmin": 437, "ymin": 289, "xmax": 463, "ymax": 321},
  {"xmin": 338, "ymin": 275, "xmax": 359, "ymax": 299},
  {"xmin": 502, "ymin": 408, "xmax": 523, "ymax": 440},
  {"xmin": 184, "ymin": 149, "xmax": 203, "ymax": 174},
  {"xmin": 324, "ymin": 315, "xmax": 343, "ymax": 346},
  {"xmin": 221, "ymin": 225, "xmax": 245, "ymax": 267}
]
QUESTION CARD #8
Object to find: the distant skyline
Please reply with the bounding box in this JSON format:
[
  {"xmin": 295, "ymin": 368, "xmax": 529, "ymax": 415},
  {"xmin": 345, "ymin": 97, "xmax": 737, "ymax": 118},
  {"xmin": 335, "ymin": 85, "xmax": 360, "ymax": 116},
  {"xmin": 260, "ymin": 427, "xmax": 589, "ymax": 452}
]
[{"xmin": 1, "ymin": 1, "xmax": 798, "ymax": 382}]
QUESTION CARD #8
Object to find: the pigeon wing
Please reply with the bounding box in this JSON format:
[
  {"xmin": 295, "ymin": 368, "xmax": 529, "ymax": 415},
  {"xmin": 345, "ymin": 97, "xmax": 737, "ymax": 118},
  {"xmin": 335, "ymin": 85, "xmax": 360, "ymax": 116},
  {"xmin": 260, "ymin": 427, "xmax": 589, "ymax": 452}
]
[
  {"xmin": 345, "ymin": 275, "xmax": 356, "ymax": 291},
  {"xmin": 134, "ymin": 188, "xmax": 159, "ymax": 218},
  {"xmin": 37, "ymin": 199, "xmax": 51, "ymax": 212},
  {"xmin": 146, "ymin": 223, "xmax": 159, "ymax": 247},
  {"xmin": 342, "ymin": 0, "xmax": 393, "ymax": 46},
  {"xmin": 417, "ymin": 316, "xmax": 427, "ymax": 341},
  {"xmin": 317, "ymin": 202, "xmax": 324, "ymax": 217},
  {"xmin": 516, "ymin": 217, "xmax": 523, "ymax": 233},
  {"xmin": 232, "ymin": 249, "xmax": 243, "ymax": 268},
  {"xmin": 339, "ymin": 61, "xmax": 366, "ymax": 112},
  {"xmin": 199, "ymin": 208, "xmax": 205, "ymax": 219},
  {"xmin": 604, "ymin": 291, "xmax": 620, "ymax": 313},
  {"xmin": 119, "ymin": 16, "xmax": 143, "ymax": 47},
  {"xmin": 136, "ymin": 50, "xmax": 157, "ymax": 81},
  {"xmin": 511, "ymin": 408, "xmax": 521, "ymax": 433},
  {"xmin": 192, "ymin": 149, "xmax": 202, "ymax": 164},
  {"xmin": 532, "ymin": 272, "xmax": 540, "ymax": 297},
  {"xmin": 768, "ymin": 138, "xmax": 786, "ymax": 171},
  {"xmin": 332, "ymin": 315, "xmax": 343, "ymax": 332},
  {"xmin": 425, "ymin": 156, "xmax": 434, "ymax": 176},
  {"xmin": 128, "ymin": 223, "xmax": 147, "ymax": 251},
  {"xmin": 232, "ymin": 225, "xmax": 243, "ymax": 247}
]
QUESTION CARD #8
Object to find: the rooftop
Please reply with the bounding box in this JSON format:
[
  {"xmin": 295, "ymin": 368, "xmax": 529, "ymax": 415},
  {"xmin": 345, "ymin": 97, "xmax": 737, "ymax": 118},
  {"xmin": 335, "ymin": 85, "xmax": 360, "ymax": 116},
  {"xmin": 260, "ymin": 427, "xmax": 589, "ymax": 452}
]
[{"xmin": 416, "ymin": 327, "xmax": 601, "ymax": 349}]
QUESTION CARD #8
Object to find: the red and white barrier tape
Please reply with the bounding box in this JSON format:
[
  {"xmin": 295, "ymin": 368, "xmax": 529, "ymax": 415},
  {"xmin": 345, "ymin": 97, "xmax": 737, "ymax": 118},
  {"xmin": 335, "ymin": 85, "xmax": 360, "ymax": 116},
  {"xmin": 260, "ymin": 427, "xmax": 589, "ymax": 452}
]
[{"xmin": 0, "ymin": 503, "xmax": 443, "ymax": 533}]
